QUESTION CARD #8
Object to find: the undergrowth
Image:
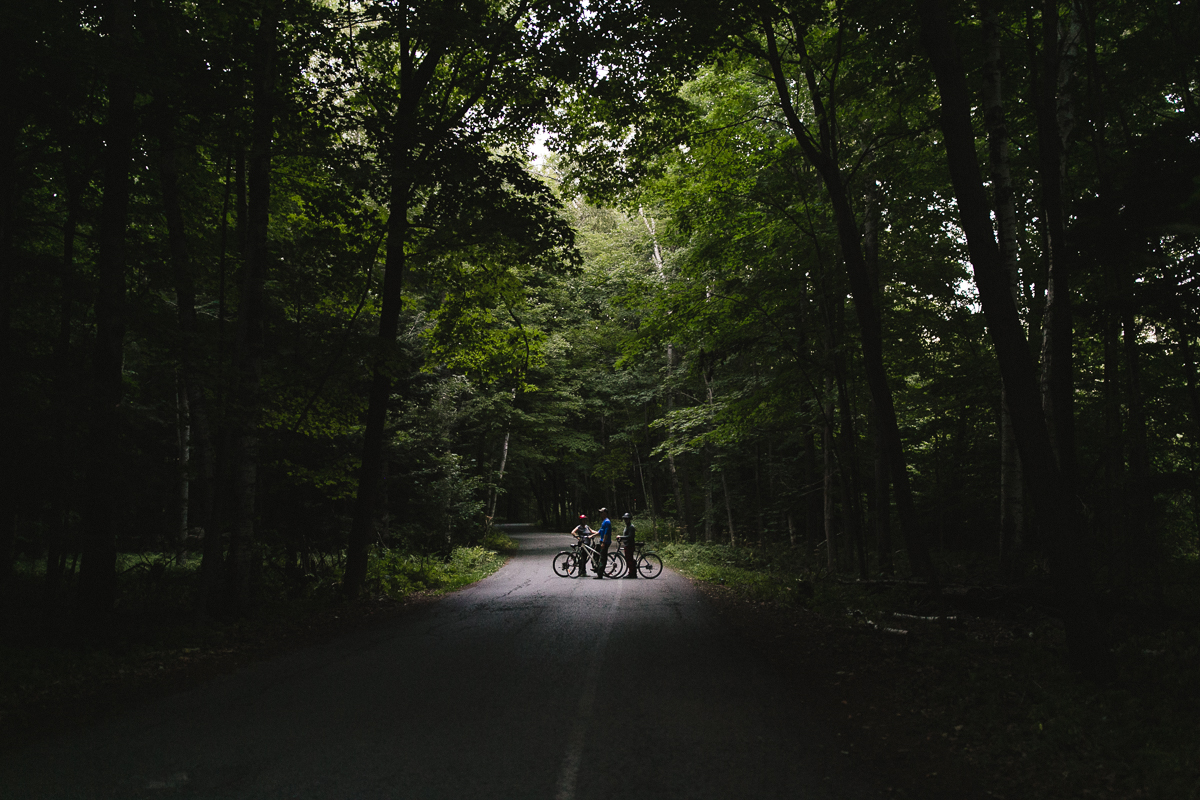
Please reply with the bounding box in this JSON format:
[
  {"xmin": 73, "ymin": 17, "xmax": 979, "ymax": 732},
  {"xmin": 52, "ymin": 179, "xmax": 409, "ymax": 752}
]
[
  {"xmin": 0, "ymin": 542, "xmax": 511, "ymax": 751},
  {"xmin": 657, "ymin": 540, "xmax": 1200, "ymax": 800},
  {"xmin": 365, "ymin": 545, "xmax": 507, "ymax": 599}
]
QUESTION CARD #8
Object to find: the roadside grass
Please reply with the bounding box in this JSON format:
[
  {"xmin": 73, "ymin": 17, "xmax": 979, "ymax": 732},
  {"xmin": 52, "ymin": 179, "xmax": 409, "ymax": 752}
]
[
  {"xmin": 656, "ymin": 540, "xmax": 1200, "ymax": 800},
  {"xmin": 365, "ymin": 545, "xmax": 508, "ymax": 599},
  {"xmin": 0, "ymin": 542, "xmax": 511, "ymax": 750}
]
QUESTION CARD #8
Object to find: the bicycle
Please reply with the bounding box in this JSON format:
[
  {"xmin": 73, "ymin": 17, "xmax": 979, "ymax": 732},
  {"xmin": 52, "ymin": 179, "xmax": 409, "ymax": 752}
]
[
  {"xmin": 552, "ymin": 540, "xmax": 583, "ymax": 577},
  {"xmin": 552, "ymin": 536, "xmax": 623, "ymax": 578},
  {"xmin": 609, "ymin": 538, "xmax": 663, "ymax": 579}
]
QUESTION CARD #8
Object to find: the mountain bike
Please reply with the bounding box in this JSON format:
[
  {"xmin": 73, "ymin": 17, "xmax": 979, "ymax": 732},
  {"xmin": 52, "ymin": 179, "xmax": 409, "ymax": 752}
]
[
  {"xmin": 610, "ymin": 539, "xmax": 663, "ymax": 579},
  {"xmin": 552, "ymin": 536, "xmax": 623, "ymax": 578},
  {"xmin": 552, "ymin": 539, "xmax": 584, "ymax": 577}
]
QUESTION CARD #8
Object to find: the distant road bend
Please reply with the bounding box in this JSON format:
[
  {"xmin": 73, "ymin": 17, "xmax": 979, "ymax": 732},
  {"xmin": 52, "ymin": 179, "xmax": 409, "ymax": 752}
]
[{"xmin": 0, "ymin": 531, "xmax": 880, "ymax": 799}]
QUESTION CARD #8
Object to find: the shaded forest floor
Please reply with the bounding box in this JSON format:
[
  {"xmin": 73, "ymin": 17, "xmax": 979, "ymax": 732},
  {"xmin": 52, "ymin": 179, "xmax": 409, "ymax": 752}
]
[
  {"xmin": 1, "ymin": 542, "xmax": 1197, "ymax": 800},
  {"xmin": 0, "ymin": 543, "xmax": 511, "ymax": 753},
  {"xmin": 668, "ymin": 542, "xmax": 1200, "ymax": 800}
]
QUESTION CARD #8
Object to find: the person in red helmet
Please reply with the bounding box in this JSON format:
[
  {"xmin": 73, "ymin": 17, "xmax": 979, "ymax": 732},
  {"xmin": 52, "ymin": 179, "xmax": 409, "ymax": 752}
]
[{"xmin": 570, "ymin": 514, "xmax": 594, "ymax": 577}]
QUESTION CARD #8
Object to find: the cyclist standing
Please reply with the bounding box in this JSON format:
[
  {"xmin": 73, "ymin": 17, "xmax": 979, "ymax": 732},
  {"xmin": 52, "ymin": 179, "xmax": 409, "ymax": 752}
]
[
  {"xmin": 593, "ymin": 508, "xmax": 612, "ymax": 579},
  {"xmin": 570, "ymin": 514, "xmax": 593, "ymax": 577},
  {"xmin": 619, "ymin": 512, "xmax": 637, "ymax": 578}
]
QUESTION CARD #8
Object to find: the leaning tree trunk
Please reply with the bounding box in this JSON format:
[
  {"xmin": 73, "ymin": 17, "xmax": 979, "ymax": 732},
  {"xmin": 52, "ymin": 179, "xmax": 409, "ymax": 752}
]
[
  {"xmin": 760, "ymin": 18, "xmax": 935, "ymax": 582},
  {"xmin": 916, "ymin": 0, "xmax": 1110, "ymax": 677}
]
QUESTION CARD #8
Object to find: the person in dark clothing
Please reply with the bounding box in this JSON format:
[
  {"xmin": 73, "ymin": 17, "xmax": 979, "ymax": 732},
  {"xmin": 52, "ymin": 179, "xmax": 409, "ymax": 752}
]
[
  {"xmin": 619, "ymin": 512, "xmax": 637, "ymax": 578},
  {"xmin": 593, "ymin": 508, "xmax": 612, "ymax": 579},
  {"xmin": 570, "ymin": 514, "xmax": 593, "ymax": 577}
]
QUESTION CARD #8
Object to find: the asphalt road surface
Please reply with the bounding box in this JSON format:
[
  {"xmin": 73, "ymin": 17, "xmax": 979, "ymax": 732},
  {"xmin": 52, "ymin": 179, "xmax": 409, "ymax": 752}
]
[{"xmin": 0, "ymin": 532, "xmax": 881, "ymax": 799}]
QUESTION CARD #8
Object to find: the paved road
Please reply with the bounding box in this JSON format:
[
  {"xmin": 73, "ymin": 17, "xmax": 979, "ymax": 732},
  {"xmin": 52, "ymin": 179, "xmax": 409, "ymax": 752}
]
[{"xmin": 0, "ymin": 533, "xmax": 879, "ymax": 799}]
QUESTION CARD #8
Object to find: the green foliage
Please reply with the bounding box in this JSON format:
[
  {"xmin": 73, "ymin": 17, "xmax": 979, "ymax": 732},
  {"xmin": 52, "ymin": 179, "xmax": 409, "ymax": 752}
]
[
  {"xmin": 364, "ymin": 546, "xmax": 506, "ymax": 599},
  {"xmin": 480, "ymin": 530, "xmax": 519, "ymax": 554},
  {"xmin": 658, "ymin": 542, "xmax": 821, "ymax": 607}
]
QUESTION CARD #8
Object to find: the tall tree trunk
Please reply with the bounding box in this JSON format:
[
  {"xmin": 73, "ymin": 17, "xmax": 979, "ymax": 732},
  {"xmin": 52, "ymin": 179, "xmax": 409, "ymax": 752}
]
[
  {"xmin": 344, "ymin": 173, "xmax": 409, "ymax": 596},
  {"xmin": 721, "ymin": 471, "xmax": 736, "ymax": 546},
  {"xmin": 833, "ymin": 299, "xmax": 868, "ymax": 579},
  {"xmin": 488, "ymin": 429, "xmax": 512, "ymax": 522},
  {"xmin": 159, "ymin": 124, "xmax": 217, "ymax": 575},
  {"xmin": 224, "ymin": 2, "xmax": 278, "ymax": 614},
  {"xmin": 1120, "ymin": 286, "xmax": 1157, "ymax": 592},
  {"xmin": 77, "ymin": 0, "xmax": 137, "ymax": 621},
  {"xmin": 803, "ymin": 427, "xmax": 822, "ymax": 551},
  {"xmin": 836, "ymin": 378, "xmax": 867, "ymax": 579},
  {"xmin": 0, "ymin": 0, "xmax": 27, "ymax": 595},
  {"xmin": 1101, "ymin": 314, "xmax": 1123, "ymax": 570},
  {"xmin": 916, "ymin": 0, "xmax": 1110, "ymax": 677},
  {"xmin": 761, "ymin": 17, "xmax": 935, "ymax": 581},
  {"xmin": 643, "ymin": 211, "xmax": 690, "ymax": 536},
  {"xmin": 175, "ymin": 373, "xmax": 190, "ymax": 564},
  {"xmin": 703, "ymin": 458, "xmax": 714, "ymax": 542},
  {"xmin": 665, "ymin": 342, "xmax": 689, "ymax": 535},
  {"xmin": 822, "ymin": 382, "xmax": 838, "ymax": 573},
  {"xmin": 45, "ymin": 165, "xmax": 83, "ymax": 608},
  {"xmin": 862, "ymin": 181, "xmax": 893, "ymax": 576},
  {"xmin": 983, "ymin": 0, "xmax": 1027, "ymax": 578},
  {"xmin": 1036, "ymin": 0, "xmax": 1081, "ymax": 490},
  {"xmin": 868, "ymin": 399, "xmax": 893, "ymax": 576}
]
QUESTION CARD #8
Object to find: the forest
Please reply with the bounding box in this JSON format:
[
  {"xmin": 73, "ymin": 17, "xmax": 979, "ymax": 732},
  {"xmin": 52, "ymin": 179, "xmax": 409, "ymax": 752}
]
[{"xmin": 1, "ymin": 0, "xmax": 1198, "ymax": 698}]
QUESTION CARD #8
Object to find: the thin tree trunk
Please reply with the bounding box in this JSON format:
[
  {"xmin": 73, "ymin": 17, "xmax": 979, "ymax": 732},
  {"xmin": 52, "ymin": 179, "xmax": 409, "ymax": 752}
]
[
  {"xmin": 1037, "ymin": 0, "xmax": 1081, "ymax": 491},
  {"xmin": 833, "ymin": 300, "xmax": 868, "ymax": 579},
  {"xmin": 159, "ymin": 123, "xmax": 216, "ymax": 573},
  {"xmin": 45, "ymin": 159, "xmax": 84, "ymax": 606},
  {"xmin": 822, "ymin": 386, "xmax": 838, "ymax": 573},
  {"xmin": 175, "ymin": 372, "xmax": 190, "ymax": 564},
  {"xmin": 862, "ymin": 176, "xmax": 892, "ymax": 576},
  {"xmin": 1121, "ymin": 285, "xmax": 1156, "ymax": 589},
  {"xmin": 1101, "ymin": 315, "xmax": 1123, "ymax": 570},
  {"xmin": 78, "ymin": 0, "xmax": 137, "ymax": 620},
  {"xmin": 721, "ymin": 471, "xmax": 736, "ymax": 546},
  {"xmin": 869, "ymin": 399, "xmax": 893, "ymax": 576},
  {"xmin": 0, "ymin": 22, "xmax": 24, "ymax": 594},
  {"xmin": 224, "ymin": 2, "xmax": 278, "ymax": 614},
  {"xmin": 666, "ymin": 342, "xmax": 689, "ymax": 535},
  {"xmin": 804, "ymin": 427, "xmax": 821, "ymax": 551},
  {"xmin": 345, "ymin": 177, "xmax": 409, "ymax": 596},
  {"xmin": 703, "ymin": 458, "xmax": 714, "ymax": 542},
  {"xmin": 489, "ymin": 429, "xmax": 512, "ymax": 521},
  {"xmin": 644, "ymin": 212, "xmax": 690, "ymax": 536},
  {"xmin": 983, "ymin": 0, "xmax": 1027, "ymax": 578}
]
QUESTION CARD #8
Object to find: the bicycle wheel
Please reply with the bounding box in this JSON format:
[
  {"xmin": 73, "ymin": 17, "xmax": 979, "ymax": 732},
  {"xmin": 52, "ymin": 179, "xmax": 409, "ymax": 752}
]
[
  {"xmin": 553, "ymin": 551, "xmax": 576, "ymax": 577},
  {"xmin": 638, "ymin": 552, "xmax": 663, "ymax": 579},
  {"xmin": 605, "ymin": 551, "xmax": 625, "ymax": 578}
]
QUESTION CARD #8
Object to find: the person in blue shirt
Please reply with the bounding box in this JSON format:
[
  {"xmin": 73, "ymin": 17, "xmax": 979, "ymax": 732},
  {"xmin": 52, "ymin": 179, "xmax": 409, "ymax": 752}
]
[{"xmin": 593, "ymin": 508, "xmax": 612, "ymax": 579}]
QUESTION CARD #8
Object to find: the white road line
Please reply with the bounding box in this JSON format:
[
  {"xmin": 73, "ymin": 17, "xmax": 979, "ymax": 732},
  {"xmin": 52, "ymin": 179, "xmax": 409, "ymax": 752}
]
[{"xmin": 554, "ymin": 580, "xmax": 624, "ymax": 800}]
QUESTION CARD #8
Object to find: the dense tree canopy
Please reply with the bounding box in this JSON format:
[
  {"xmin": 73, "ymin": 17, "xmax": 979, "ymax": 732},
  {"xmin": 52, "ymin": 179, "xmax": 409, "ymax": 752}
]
[{"xmin": 1, "ymin": 0, "xmax": 1197, "ymax": 672}]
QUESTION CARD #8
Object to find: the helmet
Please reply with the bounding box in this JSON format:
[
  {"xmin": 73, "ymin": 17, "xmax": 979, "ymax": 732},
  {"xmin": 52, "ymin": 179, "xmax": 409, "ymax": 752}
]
[
  {"xmin": 579, "ymin": 514, "xmax": 587, "ymax": 520},
  {"xmin": 622, "ymin": 512, "xmax": 632, "ymax": 519}
]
